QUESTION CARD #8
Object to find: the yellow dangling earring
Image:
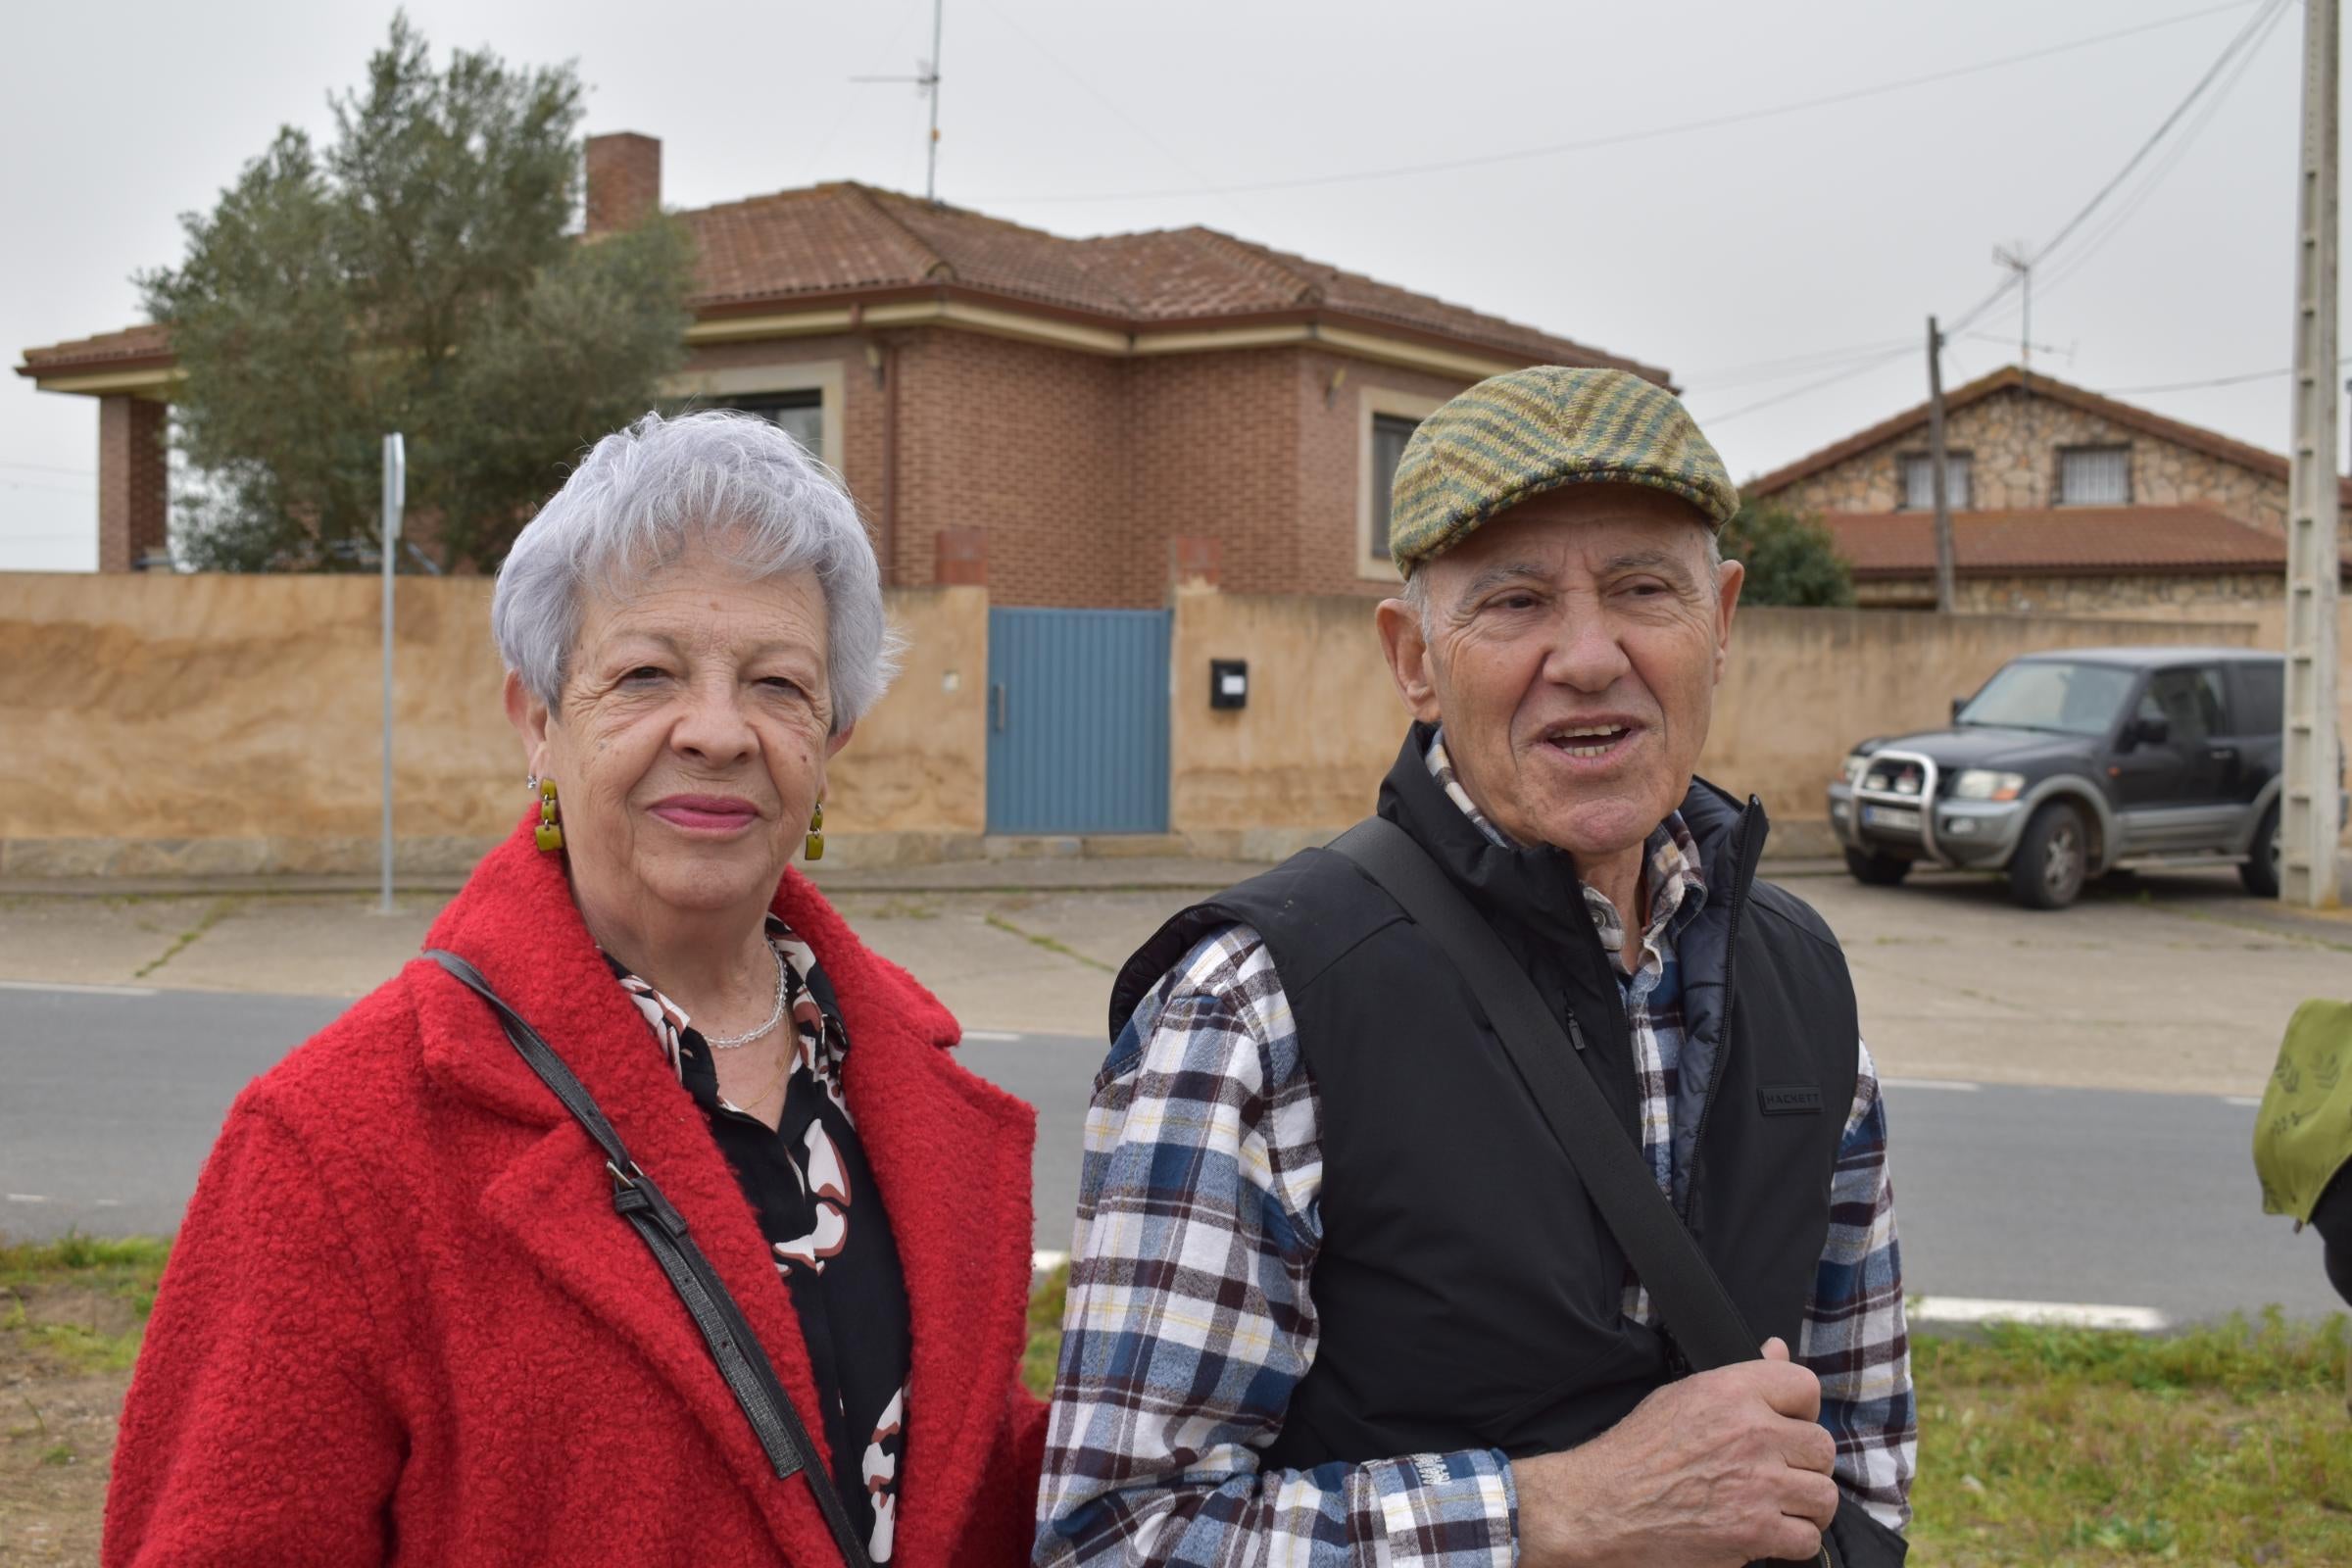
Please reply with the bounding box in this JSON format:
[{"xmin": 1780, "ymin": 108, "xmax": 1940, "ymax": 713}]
[
  {"xmin": 805, "ymin": 800, "xmax": 825, "ymax": 862},
  {"xmin": 535, "ymin": 777, "xmax": 565, "ymax": 853}
]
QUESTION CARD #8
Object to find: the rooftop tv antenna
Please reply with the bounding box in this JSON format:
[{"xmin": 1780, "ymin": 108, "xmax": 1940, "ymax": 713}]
[
  {"xmin": 1992, "ymin": 242, "xmax": 2034, "ymax": 376},
  {"xmin": 853, "ymin": 0, "xmax": 946, "ymax": 202}
]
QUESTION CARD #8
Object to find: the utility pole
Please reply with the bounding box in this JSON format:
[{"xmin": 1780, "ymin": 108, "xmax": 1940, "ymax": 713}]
[
  {"xmin": 1927, "ymin": 316, "xmax": 1958, "ymax": 612},
  {"xmin": 2282, "ymin": 0, "xmax": 2342, "ymax": 909},
  {"xmin": 378, "ymin": 433, "xmax": 405, "ymax": 916}
]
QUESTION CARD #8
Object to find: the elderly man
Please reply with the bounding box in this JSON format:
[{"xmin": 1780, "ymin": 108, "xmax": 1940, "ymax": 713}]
[{"xmin": 1037, "ymin": 368, "xmax": 1912, "ymax": 1567}]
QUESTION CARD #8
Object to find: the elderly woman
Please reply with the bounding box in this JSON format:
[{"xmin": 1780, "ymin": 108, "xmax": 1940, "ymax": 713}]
[{"xmin": 104, "ymin": 413, "xmax": 1046, "ymax": 1567}]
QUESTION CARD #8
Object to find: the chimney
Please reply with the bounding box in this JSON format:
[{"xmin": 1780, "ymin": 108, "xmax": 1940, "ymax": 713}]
[{"xmin": 584, "ymin": 132, "xmax": 661, "ymax": 236}]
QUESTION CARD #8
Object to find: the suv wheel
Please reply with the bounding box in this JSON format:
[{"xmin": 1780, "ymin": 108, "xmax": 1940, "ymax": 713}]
[
  {"xmin": 2008, "ymin": 802, "xmax": 2089, "ymax": 909},
  {"xmin": 1843, "ymin": 848, "xmax": 1913, "ymax": 887},
  {"xmin": 2238, "ymin": 803, "xmax": 2281, "ymax": 898}
]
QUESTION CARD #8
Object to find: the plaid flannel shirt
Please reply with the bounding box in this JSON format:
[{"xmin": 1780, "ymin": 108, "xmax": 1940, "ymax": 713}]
[{"xmin": 1036, "ymin": 742, "xmax": 1914, "ymax": 1567}]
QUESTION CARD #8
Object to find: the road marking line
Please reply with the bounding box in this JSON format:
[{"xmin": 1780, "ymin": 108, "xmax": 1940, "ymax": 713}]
[
  {"xmin": 4, "ymin": 1194, "xmax": 50, "ymax": 1204},
  {"xmin": 1912, "ymin": 1296, "xmax": 2168, "ymax": 1332},
  {"xmin": 1882, "ymin": 1077, "xmax": 1982, "ymax": 1093},
  {"xmin": 0, "ymin": 979, "xmax": 160, "ymax": 997},
  {"xmin": 2221, "ymin": 1096, "xmax": 2264, "ymax": 1107},
  {"xmin": 1033, "ymin": 1250, "xmax": 1069, "ymax": 1274},
  {"xmin": 963, "ymin": 1030, "xmax": 1022, "ymax": 1042},
  {"xmin": 93, "ymin": 1198, "xmax": 123, "ymax": 1208}
]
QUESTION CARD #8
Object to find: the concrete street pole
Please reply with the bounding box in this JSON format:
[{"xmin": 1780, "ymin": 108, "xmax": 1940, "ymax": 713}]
[
  {"xmin": 1927, "ymin": 316, "xmax": 1957, "ymax": 612},
  {"xmin": 380, "ymin": 434, "xmax": 405, "ymax": 916},
  {"xmin": 2283, "ymin": 0, "xmax": 2342, "ymax": 908}
]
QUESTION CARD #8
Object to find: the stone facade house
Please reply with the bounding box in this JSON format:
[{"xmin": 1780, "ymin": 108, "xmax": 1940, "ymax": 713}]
[
  {"xmin": 1744, "ymin": 364, "xmax": 2350, "ymax": 615},
  {"xmin": 16, "ymin": 132, "xmax": 1662, "ymax": 603}
]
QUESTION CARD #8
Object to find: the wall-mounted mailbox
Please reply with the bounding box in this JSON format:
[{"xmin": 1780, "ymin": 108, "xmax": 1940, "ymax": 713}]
[{"xmin": 1209, "ymin": 659, "xmax": 1249, "ymax": 710}]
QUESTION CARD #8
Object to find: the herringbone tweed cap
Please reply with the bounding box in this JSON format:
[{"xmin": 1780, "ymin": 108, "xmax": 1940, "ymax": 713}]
[{"xmin": 1388, "ymin": 367, "xmax": 1738, "ymax": 574}]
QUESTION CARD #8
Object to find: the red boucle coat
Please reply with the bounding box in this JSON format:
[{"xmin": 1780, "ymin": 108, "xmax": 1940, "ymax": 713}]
[{"xmin": 104, "ymin": 820, "xmax": 1048, "ymax": 1566}]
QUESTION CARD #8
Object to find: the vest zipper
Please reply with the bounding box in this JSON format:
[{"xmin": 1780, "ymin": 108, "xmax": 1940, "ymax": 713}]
[
  {"xmin": 1565, "ymin": 1012, "xmax": 1588, "ymax": 1052},
  {"xmin": 1684, "ymin": 798, "xmax": 1764, "ymax": 1234}
]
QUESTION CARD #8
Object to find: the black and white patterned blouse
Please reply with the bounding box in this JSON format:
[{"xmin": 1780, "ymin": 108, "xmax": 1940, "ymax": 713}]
[{"xmin": 607, "ymin": 914, "xmax": 912, "ymax": 1562}]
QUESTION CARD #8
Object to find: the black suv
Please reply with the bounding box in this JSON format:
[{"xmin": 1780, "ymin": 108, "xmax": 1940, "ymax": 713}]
[{"xmin": 1826, "ymin": 647, "xmax": 2345, "ymax": 909}]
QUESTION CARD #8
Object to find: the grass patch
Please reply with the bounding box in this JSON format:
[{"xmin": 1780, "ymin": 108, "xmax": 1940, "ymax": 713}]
[
  {"xmin": 1016, "ymin": 1279, "xmax": 2352, "ymax": 1562},
  {"xmin": 1910, "ymin": 1311, "xmax": 2352, "ymax": 1564},
  {"xmin": 130, "ymin": 896, "xmax": 241, "ymax": 979},
  {"xmin": 0, "ymin": 1233, "xmax": 172, "ymax": 1375},
  {"xmin": 984, "ymin": 913, "xmax": 1116, "ymax": 974}
]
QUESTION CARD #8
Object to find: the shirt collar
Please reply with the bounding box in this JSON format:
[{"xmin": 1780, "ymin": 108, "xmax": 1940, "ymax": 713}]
[{"xmin": 1423, "ymin": 727, "xmax": 1708, "ymax": 975}]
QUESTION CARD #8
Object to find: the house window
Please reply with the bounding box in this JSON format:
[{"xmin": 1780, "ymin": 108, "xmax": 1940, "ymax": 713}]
[
  {"xmin": 1898, "ymin": 452, "xmax": 1972, "ymax": 512},
  {"xmin": 728, "ymin": 391, "xmax": 824, "ymax": 459},
  {"xmin": 1367, "ymin": 415, "xmax": 1420, "ymax": 562},
  {"xmin": 2058, "ymin": 444, "xmax": 2132, "ymax": 507},
  {"xmin": 1357, "ymin": 386, "xmax": 1447, "ymax": 579}
]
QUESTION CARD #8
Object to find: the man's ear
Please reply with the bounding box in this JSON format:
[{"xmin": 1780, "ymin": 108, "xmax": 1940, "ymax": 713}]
[
  {"xmin": 1710, "ymin": 556, "xmax": 1745, "ymax": 685},
  {"xmin": 504, "ymin": 670, "xmax": 553, "ymax": 776},
  {"xmin": 1374, "ymin": 596, "xmax": 1444, "ymax": 724}
]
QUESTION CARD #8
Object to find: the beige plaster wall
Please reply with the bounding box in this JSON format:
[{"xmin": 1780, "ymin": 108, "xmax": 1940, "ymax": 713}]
[
  {"xmin": 823, "ymin": 586, "xmax": 988, "ymax": 836},
  {"xmin": 0, "ymin": 573, "xmax": 985, "ymax": 876},
  {"xmin": 1704, "ymin": 609, "xmax": 2257, "ymax": 831},
  {"xmin": 1169, "ymin": 586, "xmax": 1406, "ymax": 832},
  {"xmin": 1168, "ymin": 590, "xmax": 2263, "ymax": 852},
  {"xmin": 1775, "ymin": 385, "xmax": 2290, "ymax": 534}
]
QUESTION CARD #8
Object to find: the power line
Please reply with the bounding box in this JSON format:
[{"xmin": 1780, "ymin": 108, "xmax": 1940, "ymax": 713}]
[
  {"xmin": 972, "ymin": 0, "xmax": 1251, "ymax": 228},
  {"xmin": 1680, "ymin": 337, "xmax": 1918, "ymax": 392},
  {"xmin": 2027, "ymin": 0, "xmax": 2293, "ymax": 305},
  {"xmin": 2098, "ymin": 355, "xmax": 2352, "ymax": 396},
  {"xmin": 1944, "ymin": 0, "xmax": 2288, "ymax": 336},
  {"xmin": 979, "ymin": 0, "xmax": 2260, "ymax": 204},
  {"xmin": 1719, "ymin": 0, "xmax": 2286, "ymax": 432},
  {"xmin": 1697, "ymin": 344, "xmax": 1917, "ymax": 425},
  {"xmin": 0, "ymin": 460, "xmax": 96, "ymax": 478}
]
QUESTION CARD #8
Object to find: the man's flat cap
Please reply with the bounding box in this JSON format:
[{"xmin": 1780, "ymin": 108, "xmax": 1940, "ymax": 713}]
[{"xmin": 1387, "ymin": 367, "xmax": 1739, "ymax": 575}]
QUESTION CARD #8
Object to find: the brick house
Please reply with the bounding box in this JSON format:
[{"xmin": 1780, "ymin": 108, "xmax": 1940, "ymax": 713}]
[
  {"xmin": 16, "ymin": 131, "xmax": 1663, "ymax": 602},
  {"xmin": 1745, "ymin": 364, "xmax": 2351, "ymax": 613}
]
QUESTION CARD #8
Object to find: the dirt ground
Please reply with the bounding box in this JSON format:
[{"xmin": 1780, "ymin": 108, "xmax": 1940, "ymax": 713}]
[{"xmin": 0, "ymin": 1286, "xmax": 133, "ymax": 1564}]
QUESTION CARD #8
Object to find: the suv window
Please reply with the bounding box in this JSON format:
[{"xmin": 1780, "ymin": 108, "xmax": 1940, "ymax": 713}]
[
  {"xmin": 1960, "ymin": 660, "xmax": 2137, "ymax": 736},
  {"xmin": 2136, "ymin": 665, "xmax": 2228, "ymax": 744},
  {"xmin": 2227, "ymin": 661, "xmax": 2284, "ymax": 736}
]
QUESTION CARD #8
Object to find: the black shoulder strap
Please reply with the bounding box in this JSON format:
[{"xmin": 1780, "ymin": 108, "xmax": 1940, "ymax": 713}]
[
  {"xmin": 1326, "ymin": 818, "xmax": 1759, "ymax": 1369},
  {"xmin": 1326, "ymin": 821, "xmax": 1907, "ymax": 1568},
  {"xmin": 424, "ymin": 949, "xmax": 874, "ymax": 1568}
]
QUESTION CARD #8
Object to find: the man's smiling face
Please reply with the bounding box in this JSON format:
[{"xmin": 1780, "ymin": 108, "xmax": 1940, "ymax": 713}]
[{"xmin": 1376, "ymin": 484, "xmax": 1743, "ymax": 861}]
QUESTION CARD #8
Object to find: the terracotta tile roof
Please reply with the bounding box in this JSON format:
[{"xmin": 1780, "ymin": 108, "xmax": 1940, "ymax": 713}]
[
  {"xmin": 1745, "ymin": 365, "xmax": 2352, "ymax": 505},
  {"xmin": 1817, "ymin": 504, "xmax": 2349, "ymax": 579},
  {"xmin": 677, "ymin": 182, "xmax": 1664, "ymax": 374},
  {"xmin": 22, "ymin": 182, "xmax": 1661, "ymax": 382},
  {"xmin": 17, "ymin": 323, "xmax": 174, "ymax": 371}
]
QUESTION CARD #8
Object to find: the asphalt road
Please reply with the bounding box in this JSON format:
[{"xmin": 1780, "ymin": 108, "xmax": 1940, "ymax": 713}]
[{"xmin": 3, "ymin": 982, "xmax": 2341, "ymax": 1328}]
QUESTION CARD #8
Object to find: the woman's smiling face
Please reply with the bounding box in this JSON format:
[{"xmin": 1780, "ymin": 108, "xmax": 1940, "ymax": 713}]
[{"xmin": 510, "ymin": 536, "xmax": 849, "ymax": 925}]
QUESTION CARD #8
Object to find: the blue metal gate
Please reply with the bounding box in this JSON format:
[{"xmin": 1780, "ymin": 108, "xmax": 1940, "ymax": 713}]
[{"xmin": 986, "ymin": 608, "xmax": 1170, "ymax": 834}]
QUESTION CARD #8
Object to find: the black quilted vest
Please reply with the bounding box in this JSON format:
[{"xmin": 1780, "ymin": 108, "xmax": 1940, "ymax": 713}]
[{"xmin": 1108, "ymin": 728, "xmax": 1860, "ymax": 1467}]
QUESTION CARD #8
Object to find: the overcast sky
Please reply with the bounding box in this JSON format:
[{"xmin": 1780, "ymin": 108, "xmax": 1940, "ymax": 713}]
[{"xmin": 2, "ymin": 0, "xmax": 2333, "ymax": 570}]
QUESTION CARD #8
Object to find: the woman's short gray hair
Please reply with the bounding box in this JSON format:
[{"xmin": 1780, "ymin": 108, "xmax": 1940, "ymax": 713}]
[{"xmin": 492, "ymin": 411, "xmax": 900, "ymax": 730}]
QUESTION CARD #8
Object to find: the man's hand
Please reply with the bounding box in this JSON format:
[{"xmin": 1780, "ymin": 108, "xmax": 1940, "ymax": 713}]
[{"xmin": 1513, "ymin": 1337, "xmax": 1838, "ymax": 1568}]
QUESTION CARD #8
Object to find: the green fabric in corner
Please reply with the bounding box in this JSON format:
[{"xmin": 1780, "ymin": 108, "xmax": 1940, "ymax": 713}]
[{"xmin": 2255, "ymin": 998, "xmax": 2352, "ymax": 1222}]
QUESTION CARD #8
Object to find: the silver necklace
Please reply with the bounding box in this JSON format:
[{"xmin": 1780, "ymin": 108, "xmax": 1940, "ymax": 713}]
[{"xmin": 700, "ymin": 944, "xmax": 790, "ymax": 1050}]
